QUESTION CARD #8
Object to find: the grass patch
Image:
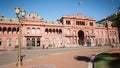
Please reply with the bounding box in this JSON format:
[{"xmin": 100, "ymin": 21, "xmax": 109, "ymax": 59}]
[
  {"xmin": 94, "ymin": 50, "xmax": 120, "ymax": 68},
  {"xmin": 94, "ymin": 51, "xmax": 112, "ymax": 68}
]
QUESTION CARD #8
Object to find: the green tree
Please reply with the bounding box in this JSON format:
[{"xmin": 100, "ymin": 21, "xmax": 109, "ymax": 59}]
[
  {"xmin": 111, "ymin": 5, "xmax": 120, "ymax": 28},
  {"xmin": 111, "ymin": 5, "xmax": 120, "ymax": 43},
  {"xmin": 111, "ymin": 12, "xmax": 120, "ymax": 28}
]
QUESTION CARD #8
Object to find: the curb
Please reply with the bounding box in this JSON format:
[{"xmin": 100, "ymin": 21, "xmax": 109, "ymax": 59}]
[{"xmin": 88, "ymin": 53, "xmax": 101, "ymax": 68}]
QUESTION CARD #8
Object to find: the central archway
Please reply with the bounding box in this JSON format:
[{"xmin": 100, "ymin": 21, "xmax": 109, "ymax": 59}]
[{"xmin": 78, "ymin": 30, "xmax": 84, "ymax": 45}]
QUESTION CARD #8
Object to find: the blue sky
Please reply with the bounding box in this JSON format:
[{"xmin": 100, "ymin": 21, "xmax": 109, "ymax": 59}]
[{"xmin": 0, "ymin": 0, "xmax": 120, "ymax": 21}]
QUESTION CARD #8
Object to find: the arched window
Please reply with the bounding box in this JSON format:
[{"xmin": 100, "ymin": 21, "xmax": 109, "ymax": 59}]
[
  {"xmin": 56, "ymin": 29, "xmax": 58, "ymax": 34},
  {"xmin": 27, "ymin": 27, "xmax": 30, "ymax": 35},
  {"xmin": 53, "ymin": 29, "xmax": 55, "ymax": 34},
  {"xmin": 7, "ymin": 38, "xmax": 11, "ymax": 46},
  {"xmin": 32, "ymin": 28, "xmax": 35, "ymax": 34},
  {"xmin": 36, "ymin": 28, "xmax": 40, "ymax": 34},
  {"xmin": 16, "ymin": 38, "xmax": 18, "ymax": 45},
  {"xmin": 49, "ymin": 29, "xmax": 52, "ymax": 34},
  {"xmin": 73, "ymin": 30, "xmax": 76, "ymax": 36},
  {"xmin": 3, "ymin": 27, "xmax": 7, "ymax": 34},
  {"xmin": 45, "ymin": 28, "xmax": 48, "ymax": 34},
  {"xmin": 17, "ymin": 27, "xmax": 19, "ymax": 34},
  {"xmin": 0, "ymin": 27, "xmax": 2, "ymax": 34},
  {"xmin": 73, "ymin": 39, "xmax": 76, "ymax": 44},
  {"xmin": 12, "ymin": 27, "xmax": 16, "ymax": 34},
  {"xmin": 59, "ymin": 29, "xmax": 62, "ymax": 34},
  {"xmin": 105, "ymin": 38, "xmax": 108, "ymax": 44},
  {"xmin": 96, "ymin": 38, "xmax": 98, "ymax": 45},
  {"xmin": 51, "ymin": 29, "xmax": 54, "ymax": 34},
  {"xmin": 67, "ymin": 38, "xmax": 71, "ymax": 44},
  {"xmin": 67, "ymin": 29, "xmax": 70, "ymax": 35},
  {"xmin": 53, "ymin": 38, "xmax": 56, "ymax": 45},
  {"xmin": 89, "ymin": 30, "xmax": 93, "ymax": 35},
  {"xmin": 110, "ymin": 31, "xmax": 115, "ymax": 36},
  {"xmin": 8, "ymin": 27, "xmax": 12, "ymax": 34}
]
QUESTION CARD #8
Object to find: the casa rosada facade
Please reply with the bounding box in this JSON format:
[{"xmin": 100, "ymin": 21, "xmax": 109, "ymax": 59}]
[{"xmin": 0, "ymin": 12, "xmax": 119, "ymax": 50}]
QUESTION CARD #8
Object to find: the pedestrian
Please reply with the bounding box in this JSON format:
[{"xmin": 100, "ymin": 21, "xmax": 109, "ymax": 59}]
[
  {"xmin": 16, "ymin": 55, "xmax": 26, "ymax": 66},
  {"xmin": 20, "ymin": 55, "xmax": 26, "ymax": 65},
  {"xmin": 43, "ymin": 44, "xmax": 45, "ymax": 49}
]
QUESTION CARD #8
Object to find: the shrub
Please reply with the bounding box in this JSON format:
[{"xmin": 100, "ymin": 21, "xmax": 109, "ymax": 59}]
[
  {"xmin": 14, "ymin": 45, "xmax": 19, "ymax": 51},
  {"xmin": 48, "ymin": 44, "xmax": 53, "ymax": 48},
  {"xmin": 15, "ymin": 45, "xmax": 19, "ymax": 48}
]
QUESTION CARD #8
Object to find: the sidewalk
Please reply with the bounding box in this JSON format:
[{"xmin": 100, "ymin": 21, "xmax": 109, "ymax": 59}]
[{"xmin": 1, "ymin": 48, "xmax": 113, "ymax": 68}]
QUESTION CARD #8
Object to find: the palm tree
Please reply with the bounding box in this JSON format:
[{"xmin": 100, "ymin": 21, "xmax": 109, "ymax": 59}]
[
  {"xmin": 111, "ymin": 12, "xmax": 120, "ymax": 28},
  {"xmin": 111, "ymin": 6, "xmax": 120, "ymax": 43}
]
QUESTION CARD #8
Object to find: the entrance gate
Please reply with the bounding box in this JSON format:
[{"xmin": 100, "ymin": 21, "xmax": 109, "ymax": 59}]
[
  {"xmin": 78, "ymin": 30, "xmax": 84, "ymax": 45},
  {"xmin": 26, "ymin": 37, "xmax": 40, "ymax": 47}
]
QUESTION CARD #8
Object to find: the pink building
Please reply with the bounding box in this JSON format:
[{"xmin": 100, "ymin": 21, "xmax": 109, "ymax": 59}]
[{"xmin": 0, "ymin": 12, "xmax": 119, "ymax": 50}]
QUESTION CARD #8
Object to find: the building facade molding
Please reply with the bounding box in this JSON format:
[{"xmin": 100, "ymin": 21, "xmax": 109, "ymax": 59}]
[{"xmin": 0, "ymin": 13, "xmax": 119, "ymax": 50}]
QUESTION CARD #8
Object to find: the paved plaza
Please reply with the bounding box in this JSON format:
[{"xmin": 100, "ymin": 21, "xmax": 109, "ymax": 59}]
[{"xmin": 0, "ymin": 46, "xmax": 115, "ymax": 68}]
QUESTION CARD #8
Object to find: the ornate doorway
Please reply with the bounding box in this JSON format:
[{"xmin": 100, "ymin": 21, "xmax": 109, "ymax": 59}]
[{"xmin": 78, "ymin": 30, "xmax": 84, "ymax": 45}]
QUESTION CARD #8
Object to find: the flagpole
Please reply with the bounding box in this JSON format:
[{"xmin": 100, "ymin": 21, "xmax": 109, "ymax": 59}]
[{"xmin": 78, "ymin": 1, "xmax": 81, "ymax": 13}]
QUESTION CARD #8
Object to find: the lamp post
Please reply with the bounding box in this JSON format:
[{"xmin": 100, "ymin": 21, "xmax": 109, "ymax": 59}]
[
  {"xmin": 87, "ymin": 31, "xmax": 91, "ymax": 46},
  {"xmin": 15, "ymin": 6, "xmax": 26, "ymax": 67},
  {"xmin": 105, "ymin": 18, "xmax": 111, "ymax": 46},
  {"xmin": 111, "ymin": 31, "xmax": 115, "ymax": 44}
]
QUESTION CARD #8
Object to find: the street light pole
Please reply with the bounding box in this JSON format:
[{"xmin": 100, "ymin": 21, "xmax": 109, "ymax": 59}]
[
  {"xmin": 105, "ymin": 19, "xmax": 111, "ymax": 46},
  {"xmin": 15, "ymin": 6, "xmax": 26, "ymax": 67},
  {"xmin": 87, "ymin": 31, "xmax": 91, "ymax": 46}
]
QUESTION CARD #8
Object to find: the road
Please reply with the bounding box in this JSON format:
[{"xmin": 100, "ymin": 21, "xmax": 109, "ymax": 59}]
[{"xmin": 0, "ymin": 46, "xmax": 111, "ymax": 67}]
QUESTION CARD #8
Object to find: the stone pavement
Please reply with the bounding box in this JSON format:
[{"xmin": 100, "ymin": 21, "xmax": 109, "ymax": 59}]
[{"xmin": 1, "ymin": 48, "xmax": 113, "ymax": 68}]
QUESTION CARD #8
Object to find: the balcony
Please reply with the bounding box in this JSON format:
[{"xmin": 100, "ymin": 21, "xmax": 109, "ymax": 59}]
[{"xmin": 24, "ymin": 33, "xmax": 42, "ymax": 37}]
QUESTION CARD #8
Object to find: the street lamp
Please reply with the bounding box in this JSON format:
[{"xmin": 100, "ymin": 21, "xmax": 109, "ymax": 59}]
[
  {"xmin": 105, "ymin": 18, "xmax": 111, "ymax": 46},
  {"xmin": 15, "ymin": 6, "xmax": 26, "ymax": 67},
  {"xmin": 87, "ymin": 31, "xmax": 91, "ymax": 46},
  {"xmin": 111, "ymin": 31, "xmax": 115, "ymax": 44}
]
